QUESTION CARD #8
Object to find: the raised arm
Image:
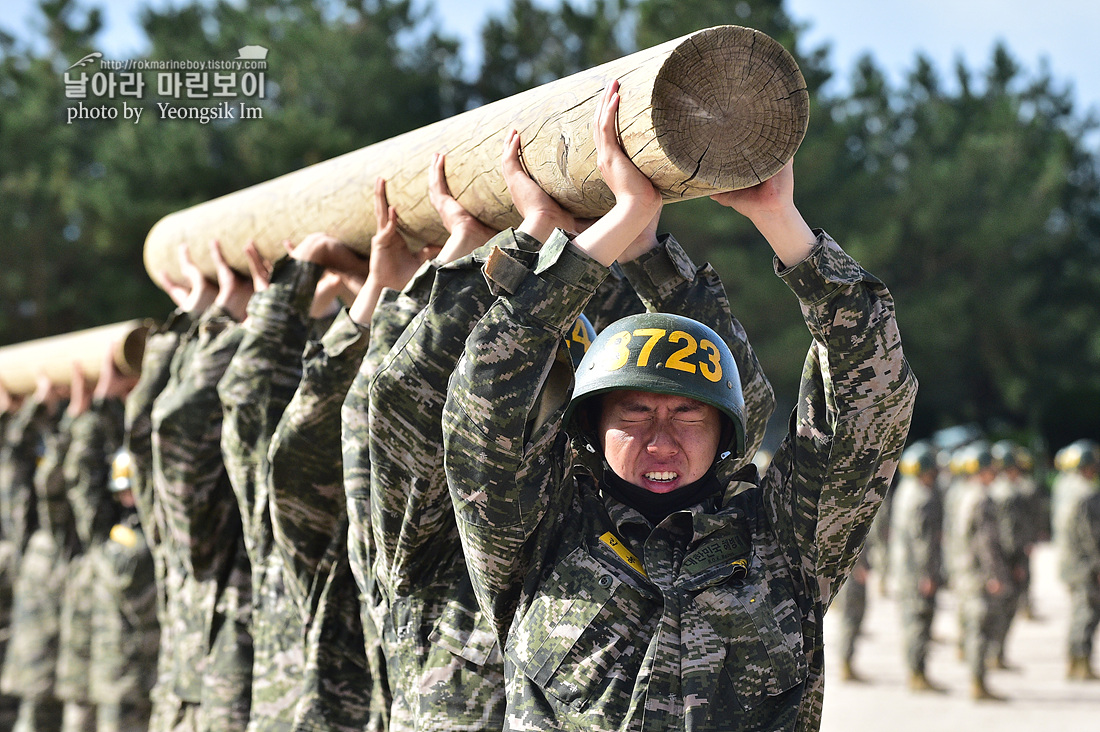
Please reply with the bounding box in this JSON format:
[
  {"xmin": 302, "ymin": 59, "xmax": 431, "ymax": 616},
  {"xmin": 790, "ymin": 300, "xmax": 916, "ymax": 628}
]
[
  {"xmin": 151, "ymin": 242, "xmax": 250, "ymax": 579},
  {"xmin": 714, "ymin": 162, "xmax": 918, "ymax": 602},
  {"xmin": 358, "ymin": 154, "xmax": 499, "ymax": 598}
]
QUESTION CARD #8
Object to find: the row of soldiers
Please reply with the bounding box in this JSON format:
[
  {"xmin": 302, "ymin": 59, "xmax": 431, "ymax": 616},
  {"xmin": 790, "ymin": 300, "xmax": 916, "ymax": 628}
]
[
  {"xmin": 832, "ymin": 436, "xmax": 1100, "ymax": 701},
  {"xmin": 0, "ymin": 89, "xmax": 923, "ymax": 731}
]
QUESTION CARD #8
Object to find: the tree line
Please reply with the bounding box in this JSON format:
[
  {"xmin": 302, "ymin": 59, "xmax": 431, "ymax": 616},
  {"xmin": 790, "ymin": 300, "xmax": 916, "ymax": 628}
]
[{"xmin": 1, "ymin": 0, "xmax": 1098, "ymax": 446}]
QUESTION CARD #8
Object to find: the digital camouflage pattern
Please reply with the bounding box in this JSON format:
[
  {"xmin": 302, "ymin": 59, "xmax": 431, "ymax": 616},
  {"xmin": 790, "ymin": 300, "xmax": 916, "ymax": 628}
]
[
  {"xmin": 257, "ymin": 278, "xmax": 379, "ymax": 731},
  {"xmin": 951, "ymin": 477, "xmax": 1010, "ymax": 679},
  {"xmin": 56, "ymin": 398, "xmax": 125, "ymax": 725},
  {"xmin": 360, "ymin": 250, "xmax": 529, "ymax": 732},
  {"xmin": 88, "ymin": 507, "xmax": 159, "ymax": 731},
  {"xmin": 151, "ymin": 306, "xmax": 252, "ymax": 730},
  {"xmin": 341, "ymin": 286, "xmax": 425, "ymax": 732},
  {"xmin": 1, "ymin": 399, "xmax": 75, "ymax": 731},
  {"xmin": 1, "ymin": 398, "xmax": 44, "ymax": 558},
  {"xmin": 831, "ymin": 548, "xmax": 869, "ymax": 670},
  {"xmin": 124, "ymin": 310, "xmax": 191, "ymax": 729},
  {"xmin": 988, "ymin": 469, "xmax": 1039, "ymax": 663},
  {"xmin": 1056, "ymin": 471, "xmax": 1100, "ymax": 663},
  {"xmin": 888, "ymin": 472, "xmax": 944, "ymax": 674},
  {"xmin": 443, "ymin": 229, "xmax": 916, "ymax": 731},
  {"xmin": 218, "ymin": 258, "xmax": 322, "ymax": 731}
]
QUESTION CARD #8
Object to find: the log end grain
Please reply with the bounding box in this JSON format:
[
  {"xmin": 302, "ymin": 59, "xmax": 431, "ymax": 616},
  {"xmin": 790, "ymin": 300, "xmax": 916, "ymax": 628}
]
[{"xmin": 651, "ymin": 25, "xmax": 809, "ymax": 195}]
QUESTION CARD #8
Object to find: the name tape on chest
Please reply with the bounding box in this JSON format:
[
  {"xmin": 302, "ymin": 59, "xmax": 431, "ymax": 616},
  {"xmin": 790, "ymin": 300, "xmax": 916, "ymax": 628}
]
[{"xmin": 600, "ymin": 532, "xmax": 647, "ymax": 578}]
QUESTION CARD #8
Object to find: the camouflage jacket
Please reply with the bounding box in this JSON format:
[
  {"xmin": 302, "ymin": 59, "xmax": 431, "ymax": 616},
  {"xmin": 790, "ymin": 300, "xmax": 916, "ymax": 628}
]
[
  {"xmin": 219, "ymin": 258, "xmax": 324, "ymax": 729},
  {"xmin": 1, "ymin": 397, "xmax": 50, "ymax": 556},
  {"xmin": 0, "ymin": 402, "xmax": 77, "ymax": 700},
  {"xmin": 989, "ymin": 474, "xmax": 1039, "ymax": 562},
  {"xmin": 1057, "ymin": 475, "xmax": 1100, "ymax": 586},
  {"xmin": 267, "ymin": 307, "xmax": 378, "ymax": 732},
  {"xmin": 951, "ymin": 479, "xmax": 1010, "ymax": 595},
  {"xmin": 56, "ymin": 398, "xmax": 125, "ymax": 704},
  {"xmin": 443, "ymin": 230, "xmax": 916, "ymax": 731},
  {"xmin": 89, "ymin": 509, "xmax": 160, "ymax": 705},
  {"xmin": 888, "ymin": 475, "xmax": 944, "ymax": 592},
  {"xmin": 124, "ymin": 309, "xmax": 190, "ymax": 704},
  {"xmin": 151, "ymin": 305, "xmax": 252, "ymax": 723},
  {"xmin": 339, "ymin": 285, "xmax": 431, "ymax": 732}
]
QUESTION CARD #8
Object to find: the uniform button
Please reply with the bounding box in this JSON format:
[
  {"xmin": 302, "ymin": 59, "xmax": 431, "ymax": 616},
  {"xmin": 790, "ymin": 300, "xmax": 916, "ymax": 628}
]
[{"xmin": 598, "ymin": 574, "xmax": 614, "ymax": 588}]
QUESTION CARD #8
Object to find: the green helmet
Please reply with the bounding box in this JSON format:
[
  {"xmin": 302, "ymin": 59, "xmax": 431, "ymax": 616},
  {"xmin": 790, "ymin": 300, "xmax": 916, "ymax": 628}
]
[
  {"xmin": 957, "ymin": 441, "xmax": 994, "ymax": 476},
  {"xmin": 899, "ymin": 441, "xmax": 937, "ymax": 477},
  {"xmin": 1054, "ymin": 439, "xmax": 1100, "ymax": 472},
  {"xmin": 991, "ymin": 440, "xmax": 1033, "ymax": 472},
  {"xmin": 564, "ymin": 314, "xmax": 596, "ymax": 368},
  {"xmin": 566, "ymin": 312, "xmax": 745, "ymax": 458}
]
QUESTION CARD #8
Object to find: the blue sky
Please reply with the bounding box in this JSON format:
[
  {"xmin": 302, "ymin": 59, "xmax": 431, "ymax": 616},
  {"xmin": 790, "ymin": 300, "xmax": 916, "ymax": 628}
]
[{"xmin": 5, "ymin": 0, "xmax": 1098, "ymax": 119}]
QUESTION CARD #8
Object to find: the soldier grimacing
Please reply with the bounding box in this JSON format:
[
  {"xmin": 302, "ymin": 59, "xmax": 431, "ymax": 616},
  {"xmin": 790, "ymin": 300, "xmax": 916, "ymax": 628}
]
[{"xmin": 441, "ymin": 80, "xmax": 917, "ymax": 730}]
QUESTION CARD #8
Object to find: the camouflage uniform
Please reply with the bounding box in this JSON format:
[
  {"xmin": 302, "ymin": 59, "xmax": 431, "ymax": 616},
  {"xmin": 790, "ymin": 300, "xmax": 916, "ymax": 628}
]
[
  {"xmin": 1, "ymin": 406, "xmax": 29, "ymax": 726},
  {"xmin": 342, "ymin": 287, "xmax": 428, "ymax": 732},
  {"xmin": 268, "ymin": 303, "xmax": 383, "ymax": 731},
  {"xmin": 57, "ymin": 397, "xmax": 127, "ymax": 732},
  {"xmin": 1, "ymin": 399, "xmax": 77, "ymax": 731},
  {"xmin": 219, "ymin": 256, "xmax": 378, "ymax": 731},
  {"xmin": 1055, "ymin": 468, "xmax": 1100, "ymax": 675},
  {"xmin": 951, "ymin": 472, "xmax": 1010, "ymax": 694},
  {"xmin": 443, "ymin": 229, "xmax": 916, "ymax": 730},
  {"xmin": 123, "ymin": 309, "xmax": 192, "ymax": 729},
  {"xmin": 830, "ymin": 548, "xmax": 869, "ymax": 681},
  {"xmin": 151, "ymin": 306, "xmax": 253, "ymax": 731},
  {"xmin": 218, "ymin": 259, "xmax": 323, "ymax": 731},
  {"xmin": 89, "ymin": 504, "xmax": 159, "ymax": 732},
  {"xmin": 987, "ymin": 463, "xmax": 1039, "ymax": 666},
  {"xmin": 888, "ymin": 469, "xmax": 944, "ymax": 681}
]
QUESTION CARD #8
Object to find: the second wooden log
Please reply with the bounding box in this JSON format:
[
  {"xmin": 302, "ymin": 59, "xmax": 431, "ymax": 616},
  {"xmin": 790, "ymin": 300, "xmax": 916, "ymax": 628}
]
[
  {"xmin": 144, "ymin": 24, "xmax": 808, "ymax": 285},
  {"xmin": 0, "ymin": 320, "xmax": 152, "ymax": 396}
]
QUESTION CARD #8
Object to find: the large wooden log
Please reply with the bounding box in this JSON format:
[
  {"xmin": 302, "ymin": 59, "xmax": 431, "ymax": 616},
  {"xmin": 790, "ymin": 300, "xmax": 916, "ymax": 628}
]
[
  {"xmin": 0, "ymin": 320, "xmax": 151, "ymax": 395},
  {"xmin": 145, "ymin": 24, "xmax": 808, "ymax": 285}
]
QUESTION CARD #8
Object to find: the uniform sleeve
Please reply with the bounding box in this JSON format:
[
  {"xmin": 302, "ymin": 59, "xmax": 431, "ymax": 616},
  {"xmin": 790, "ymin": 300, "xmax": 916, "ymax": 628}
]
[
  {"xmin": 63, "ymin": 399, "xmax": 123, "ymax": 548},
  {"xmin": 761, "ymin": 232, "xmax": 918, "ymax": 605},
  {"xmin": 1, "ymin": 399, "xmax": 50, "ymax": 553},
  {"xmin": 443, "ymin": 229, "xmax": 608, "ymax": 638},
  {"xmin": 365, "ymin": 249, "xmax": 524, "ymax": 599},
  {"xmin": 269, "ymin": 308, "xmax": 369, "ymax": 610},
  {"xmin": 125, "ymin": 310, "xmax": 191, "ymax": 545},
  {"xmin": 619, "ymin": 234, "xmax": 776, "ymax": 466},
  {"xmin": 341, "ymin": 282, "xmax": 427, "ymax": 607},
  {"xmin": 151, "ymin": 307, "xmax": 245, "ymax": 580},
  {"xmin": 218, "ymin": 257, "xmax": 321, "ymax": 549}
]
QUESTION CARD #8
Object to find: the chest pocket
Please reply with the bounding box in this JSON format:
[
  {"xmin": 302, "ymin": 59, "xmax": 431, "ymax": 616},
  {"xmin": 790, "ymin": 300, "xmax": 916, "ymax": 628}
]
[
  {"xmin": 507, "ymin": 546, "xmax": 651, "ymax": 709},
  {"xmin": 687, "ymin": 554, "xmax": 807, "ymax": 712}
]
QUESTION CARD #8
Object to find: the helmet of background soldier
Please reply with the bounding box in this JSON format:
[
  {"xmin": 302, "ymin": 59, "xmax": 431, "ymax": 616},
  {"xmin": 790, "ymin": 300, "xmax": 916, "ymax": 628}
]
[
  {"xmin": 564, "ymin": 313, "xmax": 597, "ymax": 368},
  {"xmin": 899, "ymin": 440, "xmax": 938, "ymax": 477},
  {"xmin": 1053, "ymin": 439, "xmax": 1100, "ymax": 473},
  {"xmin": 110, "ymin": 449, "xmax": 134, "ymax": 493},
  {"xmin": 566, "ymin": 312, "xmax": 745, "ymax": 461},
  {"xmin": 991, "ymin": 440, "xmax": 1034, "ymax": 472},
  {"xmin": 956, "ymin": 441, "xmax": 994, "ymax": 476}
]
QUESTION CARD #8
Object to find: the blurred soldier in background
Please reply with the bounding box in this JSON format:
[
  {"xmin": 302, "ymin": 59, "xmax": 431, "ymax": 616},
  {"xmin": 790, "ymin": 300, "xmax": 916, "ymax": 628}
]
[
  {"xmin": 832, "ymin": 548, "xmax": 871, "ymax": 682},
  {"xmin": 890, "ymin": 441, "xmax": 945, "ymax": 692},
  {"xmin": 987, "ymin": 440, "xmax": 1040, "ymax": 668},
  {"xmin": 951, "ymin": 442, "xmax": 1011, "ymax": 701},
  {"xmin": 89, "ymin": 449, "xmax": 159, "ymax": 732},
  {"xmin": 0, "ymin": 383, "xmax": 28, "ymax": 727},
  {"xmin": 57, "ymin": 355, "xmax": 135, "ymax": 732},
  {"xmin": 1, "ymin": 375, "xmax": 76, "ymax": 731},
  {"xmin": 1053, "ymin": 440, "xmax": 1100, "ymax": 681}
]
